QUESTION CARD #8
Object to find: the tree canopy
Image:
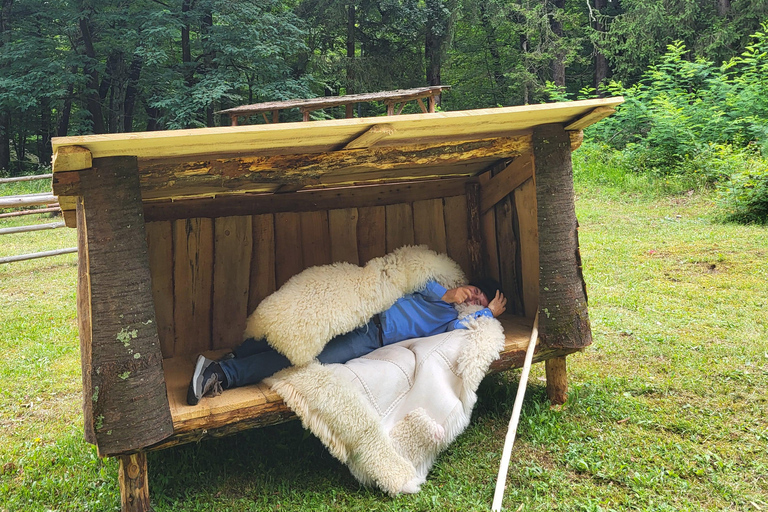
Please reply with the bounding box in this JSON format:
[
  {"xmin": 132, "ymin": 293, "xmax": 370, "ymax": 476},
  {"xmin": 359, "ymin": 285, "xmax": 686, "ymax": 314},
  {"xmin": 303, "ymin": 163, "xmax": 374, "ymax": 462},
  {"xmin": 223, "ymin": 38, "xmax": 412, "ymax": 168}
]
[{"xmin": 1, "ymin": 0, "xmax": 767, "ymax": 174}]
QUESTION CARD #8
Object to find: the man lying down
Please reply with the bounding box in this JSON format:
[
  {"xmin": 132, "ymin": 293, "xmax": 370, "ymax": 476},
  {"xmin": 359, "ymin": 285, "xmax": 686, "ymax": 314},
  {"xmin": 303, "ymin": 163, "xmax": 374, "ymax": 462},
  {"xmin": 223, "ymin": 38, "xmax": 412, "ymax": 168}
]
[{"xmin": 187, "ymin": 276, "xmax": 506, "ymax": 406}]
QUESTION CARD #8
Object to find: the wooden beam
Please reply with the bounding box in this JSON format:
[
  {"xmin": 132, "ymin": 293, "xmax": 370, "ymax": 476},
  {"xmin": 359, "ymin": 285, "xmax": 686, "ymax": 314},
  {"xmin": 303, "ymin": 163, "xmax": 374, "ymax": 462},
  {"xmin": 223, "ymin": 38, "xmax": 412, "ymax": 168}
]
[
  {"xmin": 143, "ymin": 177, "xmax": 474, "ymax": 222},
  {"xmin": 78, "ymin": 157, "xmax": 173, "ymax": 456},
  {"xmin": 136, "ymin": 135, "xmax": 528, "ymax": 201},
  {"xmin": 564, "ymin": 106, "xmax": 616, "ymax": 131},
  {"xmin": 118, "ymin": 452, "xmax": 150, "ymax": 512},
  {"xmin": 52, "ymin": 169, "xmax": 81, "ymax": 196},
  {"xmin": 533, "ymin": 124, "xmax": 592, "ymax": 350},
  {"xmin": 52, "ymin": 145, "xmax": 92, "ymax": 172},
  {"xmin": 343, "ymin": 124, "xmax": 395, "ymax": 150},
  {"xmin": 480, "ymin": 153, "xmax": 533, "ymax": 215},
  {"xmin": 416, "ymin": 98, "xmax": 428, "ymax": 113},
  {"xmin": 568, "ymin": 130, "xmax": 584, "ymax": 151},
  {"xmin": 0, "ymin": 247, "xmax": 77, "ymax": 265}
]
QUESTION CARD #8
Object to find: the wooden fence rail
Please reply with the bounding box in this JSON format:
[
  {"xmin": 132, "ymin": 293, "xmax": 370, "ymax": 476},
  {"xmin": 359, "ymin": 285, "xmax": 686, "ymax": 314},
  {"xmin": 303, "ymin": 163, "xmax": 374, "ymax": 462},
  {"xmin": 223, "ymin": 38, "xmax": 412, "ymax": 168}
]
[
  {"xmin": 0, "ymin": 173, "xmax": 53, "ymax": 184},
  {"xmin": 0, "ymin": 221, "xmax": 66, "ymax": 236},
  {"xmin": 0, "ymin": 193, "xmax": 58, "ymax": 209},
  {"xmin": 0, "ymin": 247, "xmax": 77, "ymax": 265},
  {"xmin": 0, "ymin": 178, "xmax": 75, "ymax": 264}
]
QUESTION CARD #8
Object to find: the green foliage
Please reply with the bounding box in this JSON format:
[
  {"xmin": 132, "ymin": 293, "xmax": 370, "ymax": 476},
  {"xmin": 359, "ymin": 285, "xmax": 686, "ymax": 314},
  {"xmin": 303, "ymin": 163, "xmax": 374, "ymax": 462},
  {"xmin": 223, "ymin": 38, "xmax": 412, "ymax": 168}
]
[
  {"xmin": 585, "ymin": 26, "xmax": 768, "ymax": 223},
  {"xmin": 717, "ymin": 157, "xmax": 768, "ymax": 224}
]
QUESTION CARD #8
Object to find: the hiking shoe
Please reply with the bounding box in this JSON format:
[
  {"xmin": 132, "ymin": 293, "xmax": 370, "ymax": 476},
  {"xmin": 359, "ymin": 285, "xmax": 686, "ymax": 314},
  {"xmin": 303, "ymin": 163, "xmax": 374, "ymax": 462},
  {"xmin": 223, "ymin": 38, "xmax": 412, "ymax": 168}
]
[{"xmin": 186, "ymin": 355, "xmax": 225, "ymax": 406}]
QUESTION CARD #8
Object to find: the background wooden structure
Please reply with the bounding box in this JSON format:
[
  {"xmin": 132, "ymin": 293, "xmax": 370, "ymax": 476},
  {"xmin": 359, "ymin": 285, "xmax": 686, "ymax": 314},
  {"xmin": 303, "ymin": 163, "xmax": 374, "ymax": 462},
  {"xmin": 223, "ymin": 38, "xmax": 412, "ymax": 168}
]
[{"xmin": 51, "ymin": 97, "xmax": 622, "ymax": 512}]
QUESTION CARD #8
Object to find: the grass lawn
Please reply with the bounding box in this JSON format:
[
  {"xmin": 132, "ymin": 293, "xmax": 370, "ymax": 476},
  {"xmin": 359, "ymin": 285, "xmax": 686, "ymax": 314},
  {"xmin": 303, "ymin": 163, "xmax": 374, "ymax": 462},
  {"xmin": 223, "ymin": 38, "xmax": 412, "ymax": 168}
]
[{"xmin": 0, "ymin": 180, "xmax": 766, "ymax": 511}]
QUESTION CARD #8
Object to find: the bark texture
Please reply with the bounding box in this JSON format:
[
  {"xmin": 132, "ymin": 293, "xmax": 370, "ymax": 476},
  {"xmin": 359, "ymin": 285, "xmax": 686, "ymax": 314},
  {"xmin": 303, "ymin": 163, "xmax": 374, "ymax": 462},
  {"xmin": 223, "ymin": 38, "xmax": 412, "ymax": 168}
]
[
  {"xmin": 78, "ymin": 156, "xmax": 173, "ymax": 456},
  {"xmin": 533, "ymin": 124, "xmax": 592, "ymax": 349}
]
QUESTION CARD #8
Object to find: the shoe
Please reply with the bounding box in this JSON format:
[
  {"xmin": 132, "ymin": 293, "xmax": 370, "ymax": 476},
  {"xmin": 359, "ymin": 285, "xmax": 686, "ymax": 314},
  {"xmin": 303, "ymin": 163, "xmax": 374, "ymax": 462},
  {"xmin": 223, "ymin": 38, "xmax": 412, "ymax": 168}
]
[{"xmin": 186, "ymin": 355, "xmax": 224, "ymax": 406}]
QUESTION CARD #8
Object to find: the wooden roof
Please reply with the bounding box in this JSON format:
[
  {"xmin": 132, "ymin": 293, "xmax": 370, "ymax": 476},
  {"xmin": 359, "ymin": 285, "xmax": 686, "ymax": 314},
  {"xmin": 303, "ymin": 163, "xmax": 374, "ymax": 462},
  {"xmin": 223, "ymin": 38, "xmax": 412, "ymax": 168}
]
[{"xmin": 51, "ymin": 97, "xmax": 623, "ymax": 218}]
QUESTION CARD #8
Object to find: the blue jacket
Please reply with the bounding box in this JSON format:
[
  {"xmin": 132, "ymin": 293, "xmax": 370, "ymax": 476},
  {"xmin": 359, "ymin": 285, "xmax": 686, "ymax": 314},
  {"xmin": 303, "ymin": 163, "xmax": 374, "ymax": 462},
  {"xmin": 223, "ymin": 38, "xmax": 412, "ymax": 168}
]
[{"xmin": 379, "ymin": 280, "xmax": 493, "ymax": 345}]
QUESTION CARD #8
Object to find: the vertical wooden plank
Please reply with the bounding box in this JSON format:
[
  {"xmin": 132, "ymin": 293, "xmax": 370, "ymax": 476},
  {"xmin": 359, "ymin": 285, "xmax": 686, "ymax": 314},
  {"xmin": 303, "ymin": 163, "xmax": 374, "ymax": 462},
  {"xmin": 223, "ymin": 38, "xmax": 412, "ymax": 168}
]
[
  {"xmin": 248, "ymin": 213, "xmax": 276, "ymax": 313},
  {"xmin": 465, "ymin": 183, "xmax": 484, "ymax": 281},
  {"xmin": 173, "ymin": 217, "xmax": 214, "ymax": 356},
  {"xmin": 329, "ymin": 208, "xmax": 360, "ymax": 265},
  {"xmin": 413, "ymin": 198, "xmax": 447, "ymax": 254},
  {"xmin": 78, "ymin": 156, "xmax": 172, "ymax": 456},
  {"xmin": 443, "ymin": 195, "xmax": 470, "ymax": 278},
  {"xmin": 514, "ymin": 175, "xmax": 539, "ymax": 319},
  {"xmin": 212, "ymin": 216, "xmax": 253, "ymax": 350},
  {"xmin": 479, "ymin": 171, "xmax": 500, "ymax": 281},
  {"xmin": 385, "ymin": 202, "xmax": 414, "ymax": 253},
  {"xmin": 274, "ymin": 212, "xmax": 302, "ymax": 288},
  {"xmin": 145, "ymin": 221, "xmax": 175, "ymax": 358},
  {"xmin": 357, "ymin": 206, "xmax": 386, "ymax": 264},
  {"xmin": 495, "ymin": 194, "xmax": 524, "ymax": 315},
  {"xmin": 76, "ymin": 197, "xmax": 95, "ymax": 445},
  {"xmin": 300, "ymin": 210, "xmax": 332, "ymax": 269}
]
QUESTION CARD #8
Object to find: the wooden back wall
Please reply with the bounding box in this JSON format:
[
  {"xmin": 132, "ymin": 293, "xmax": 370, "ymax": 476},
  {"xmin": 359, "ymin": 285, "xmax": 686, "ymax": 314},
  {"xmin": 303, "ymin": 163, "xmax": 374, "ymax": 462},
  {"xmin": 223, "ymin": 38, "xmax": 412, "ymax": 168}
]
[{"xmin": 146, "ymin": 195, "xmax": 476, "ymax": 359}]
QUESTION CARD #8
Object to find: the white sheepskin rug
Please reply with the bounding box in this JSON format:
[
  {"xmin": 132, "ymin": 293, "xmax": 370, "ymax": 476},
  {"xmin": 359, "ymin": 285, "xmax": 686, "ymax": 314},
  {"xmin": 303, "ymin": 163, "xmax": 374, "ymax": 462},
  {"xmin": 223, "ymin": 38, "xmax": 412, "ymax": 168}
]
[{"xmin": 247, "ymin": 246, "xmax": 505, "ymax": 495}]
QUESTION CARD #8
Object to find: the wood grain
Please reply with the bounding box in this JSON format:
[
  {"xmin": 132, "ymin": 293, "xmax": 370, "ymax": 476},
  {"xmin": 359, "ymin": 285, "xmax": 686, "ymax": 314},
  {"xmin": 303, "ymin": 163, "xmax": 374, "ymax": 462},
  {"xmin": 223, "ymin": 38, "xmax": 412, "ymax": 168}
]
[
  {"xmin": 145, "ymin": 221, "xmax": 175, "ymax": 357},
  {"xmin": 385, "ymin": 203, "xmax": 414, "ymax": 253},
  {"xmin": 413, "ymin": 199, "xmax": 447, "ymax": 254},
  {"xmin": 173, "ymin": 218, "xmax": 214, "ymax": 356},
  {"xmin": 329, "ymin": 208, "xmax": 360, "ymax": 264},
  {"xmin": 212, "ymin": 216, "xmax": 253, "ymax": 350},
  {"xmin": 357, "ymin": 206, "xmax": 386, "ymax": 264},
  {"xmin": 443, "ymin": 195, "xmax": 470, "ymax": 278},
  {"xmin": 248, "ymin": 214, "xmax": 276, "ymax": 313},
  {"xmin": 274, "ymin": 212, "xmax": 303, "ymax": 288}
]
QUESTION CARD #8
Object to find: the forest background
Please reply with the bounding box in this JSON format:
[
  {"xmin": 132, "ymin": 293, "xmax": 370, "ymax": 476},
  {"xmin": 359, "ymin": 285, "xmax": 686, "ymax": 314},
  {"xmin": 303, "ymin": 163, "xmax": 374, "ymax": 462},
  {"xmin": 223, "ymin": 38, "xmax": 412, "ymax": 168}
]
[{"xmin": 1, "ymin": 0, "xmax": 767, "ymax": 222}]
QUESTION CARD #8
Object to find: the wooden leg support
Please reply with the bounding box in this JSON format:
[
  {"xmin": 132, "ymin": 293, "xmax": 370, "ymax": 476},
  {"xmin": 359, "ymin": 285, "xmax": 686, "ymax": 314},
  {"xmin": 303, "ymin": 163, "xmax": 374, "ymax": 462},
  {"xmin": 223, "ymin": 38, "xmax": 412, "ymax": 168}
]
[
  {"xmin": 545, "ymin": 356, "xmax": 568, "ymax": 405},
  {"xmin": 118, "ymin": 452, "xmax": 151, "ymax": 512}
]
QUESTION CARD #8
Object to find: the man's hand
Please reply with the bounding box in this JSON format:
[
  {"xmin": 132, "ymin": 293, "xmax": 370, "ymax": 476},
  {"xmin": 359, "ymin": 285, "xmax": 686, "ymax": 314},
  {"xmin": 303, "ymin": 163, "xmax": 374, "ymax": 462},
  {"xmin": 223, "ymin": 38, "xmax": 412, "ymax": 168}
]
[
  {"xmin": 488, "ymin": 291, "xmax": 507, "ymax": 318},
  {"xmin": 442, "ymin": 286, "xmax": 473, "ymax": 304}
]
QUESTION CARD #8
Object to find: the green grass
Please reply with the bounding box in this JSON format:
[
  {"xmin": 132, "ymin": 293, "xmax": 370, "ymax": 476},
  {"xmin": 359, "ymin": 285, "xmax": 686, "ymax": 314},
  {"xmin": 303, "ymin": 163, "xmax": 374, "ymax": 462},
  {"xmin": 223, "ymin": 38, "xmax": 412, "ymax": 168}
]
[{"xmin": 1, "ymin": 178, "xmax": 766, "ymax": 511}]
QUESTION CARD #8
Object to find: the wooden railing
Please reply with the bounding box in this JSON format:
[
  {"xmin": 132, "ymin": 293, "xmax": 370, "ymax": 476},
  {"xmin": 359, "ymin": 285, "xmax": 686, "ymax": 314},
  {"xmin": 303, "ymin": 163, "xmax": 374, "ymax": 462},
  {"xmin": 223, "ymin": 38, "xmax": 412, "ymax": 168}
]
[{"xmin": 0, "ymin": 174, "xmax": 76, "ymax": 264}]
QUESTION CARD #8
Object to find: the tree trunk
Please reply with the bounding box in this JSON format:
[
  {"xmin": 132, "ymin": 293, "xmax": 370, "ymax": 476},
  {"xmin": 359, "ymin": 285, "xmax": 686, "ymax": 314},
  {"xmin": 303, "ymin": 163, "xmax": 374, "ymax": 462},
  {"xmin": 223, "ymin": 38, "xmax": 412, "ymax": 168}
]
[
  {"xmin": 424, "ymin": 0, "xmax": 458, "ymax": 104},
  {"xmin": 79, "ymin": 13, "xmax": 106, "ymax": 134},
  {"xmin": 181, "ymin": 0, "xmax": 194, "ymax": 88},
  {"xmin": 716, "ymin": 0, "xmax": 731, "ymax": 17},
  {"xmin": 57, "ymin": 68, "xmax": 76, "ymax": 137},
  {"xmin": 123, "ymin": 56, "xmax": 142, "ymax": 133},
  {"xmin": 479, "ymin": 3, "xmax": 505, "ymax": 104},
  {"xmin": 533, "ymin": 124, "xmax": 592, "ymax": 349},
  {"xmin": 0, "ymin": 0, "xmax": 14, "ymax": 171},
  {"xmin": 593, "ymin": 0, "xmax": 608, "ymax": 92},
  {"xmin": 39, "ymin": 98, "xmax": 52, "ymax": 168},
  {"xmin": 201, "ymin": 6, "xmax": 214, "ymax": 126},
  {"xmin": 549, "ymin": 0, "xmax": 566, "ymax": 87}
]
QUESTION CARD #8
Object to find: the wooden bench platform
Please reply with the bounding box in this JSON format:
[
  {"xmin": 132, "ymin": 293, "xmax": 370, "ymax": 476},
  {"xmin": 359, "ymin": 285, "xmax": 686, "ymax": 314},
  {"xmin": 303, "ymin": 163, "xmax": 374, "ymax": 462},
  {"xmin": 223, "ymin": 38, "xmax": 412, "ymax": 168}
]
[{"xmin": 155, "ymin": 314, "xmax": 577, "ymax": 452}]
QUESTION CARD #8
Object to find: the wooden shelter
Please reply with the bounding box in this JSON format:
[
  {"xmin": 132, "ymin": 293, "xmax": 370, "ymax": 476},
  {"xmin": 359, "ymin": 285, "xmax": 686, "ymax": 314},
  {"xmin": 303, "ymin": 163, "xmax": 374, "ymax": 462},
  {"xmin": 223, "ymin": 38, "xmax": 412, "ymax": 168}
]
[{"xmin": 51, "ymin": 96, "xmax": 622, "ymax": 512}]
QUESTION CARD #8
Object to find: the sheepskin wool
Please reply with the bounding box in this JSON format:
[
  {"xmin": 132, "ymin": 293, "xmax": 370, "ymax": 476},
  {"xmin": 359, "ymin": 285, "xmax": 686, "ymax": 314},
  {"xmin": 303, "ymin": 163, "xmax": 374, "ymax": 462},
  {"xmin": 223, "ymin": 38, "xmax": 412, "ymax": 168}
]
[
  {"xmin": 244, "ymin": 245, "xmax": 466, "ymax": 366},
  {"xmin": 265, "ymin": 314, "xmax": 505, "ymax": 495},
  {"xmin": 255, "ymin": 246, "xmax": 506, "ymax": 495}
]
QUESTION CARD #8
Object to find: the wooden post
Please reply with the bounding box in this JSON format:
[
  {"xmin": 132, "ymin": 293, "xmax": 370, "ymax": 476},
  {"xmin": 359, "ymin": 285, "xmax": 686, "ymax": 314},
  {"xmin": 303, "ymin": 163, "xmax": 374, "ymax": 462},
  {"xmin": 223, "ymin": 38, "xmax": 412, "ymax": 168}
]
[
  {"xmin": 302, "ymin": 110, "xmax": 310, "ymax": 122},
  {"xmin": 272, "ymin": 109, "xmax": 279, "ymax": 123},
  {"xmin": 77, "ymin": 156, "xmax": 173, "ymax": 456},
  {"xmin": 118, "ymin": 452, "xmax": 150, "ymax": 512},
  {"xmin": 545, "ymin": 356, "xmax": 568, "ymax": 405},
  {"xmin": 533, "ymin": 123, "xmax": 592, "ymax": 350},
  {"xmin": 230, "ymin": 115, "xmax": 237, "ymax": 126},
  {"xmin": 345, "ymin": 104, "xmax": 353, "ymax": 118},
  {"xmin": 428, "ymin": 95, "xmax": 436, "ymax": 113}
]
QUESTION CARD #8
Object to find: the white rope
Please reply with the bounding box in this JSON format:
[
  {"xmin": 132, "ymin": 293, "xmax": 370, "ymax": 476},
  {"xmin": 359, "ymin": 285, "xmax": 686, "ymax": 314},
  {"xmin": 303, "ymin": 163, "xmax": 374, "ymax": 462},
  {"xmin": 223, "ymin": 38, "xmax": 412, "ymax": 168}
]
[{"xmin": 491, "ymin": 311, "xmax": 539, "ymax": 511}]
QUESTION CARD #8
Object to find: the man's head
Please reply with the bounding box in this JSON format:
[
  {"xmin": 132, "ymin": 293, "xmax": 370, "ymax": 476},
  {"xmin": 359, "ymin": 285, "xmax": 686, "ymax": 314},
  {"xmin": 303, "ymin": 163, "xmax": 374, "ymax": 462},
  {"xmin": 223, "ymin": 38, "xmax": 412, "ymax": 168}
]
[{"xmin": 467, "ymin": 277, "xmax": 504, "ymax": 307}]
